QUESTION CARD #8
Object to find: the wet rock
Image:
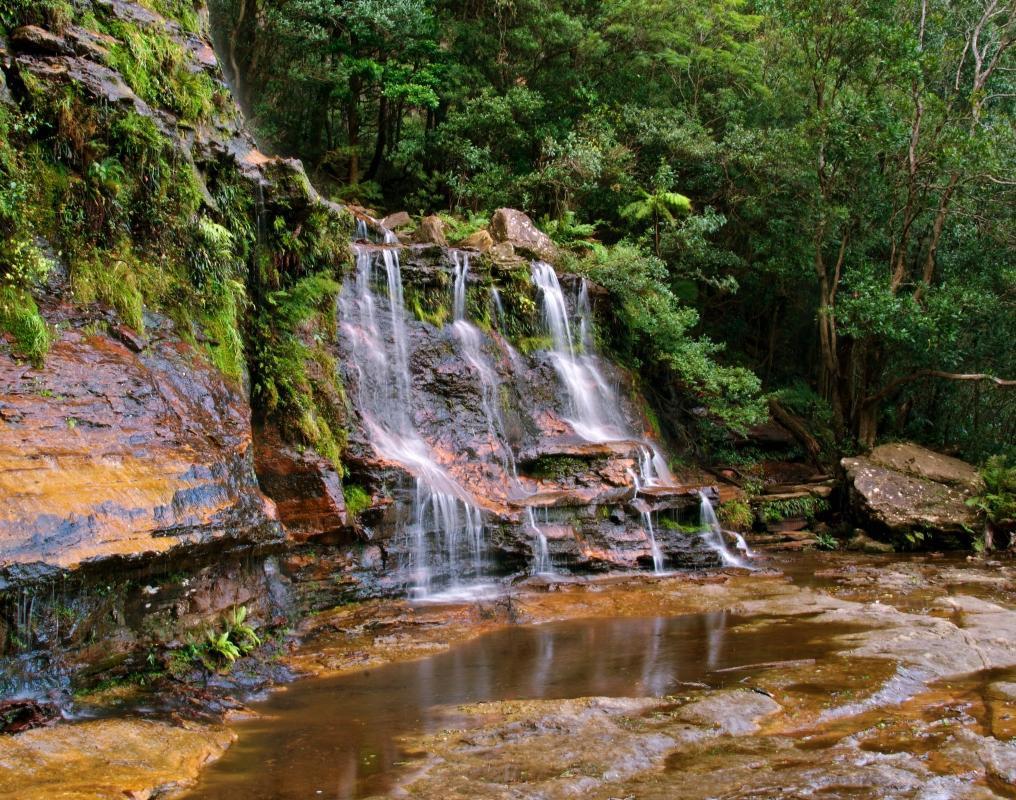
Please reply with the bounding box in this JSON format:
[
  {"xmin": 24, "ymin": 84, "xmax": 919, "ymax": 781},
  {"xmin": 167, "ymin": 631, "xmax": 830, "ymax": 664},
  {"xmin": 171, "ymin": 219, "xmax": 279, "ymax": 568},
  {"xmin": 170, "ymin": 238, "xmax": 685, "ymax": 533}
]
[
  {"xmin": 10, "ymin": 25, "xmax": 73, "ymax": 56},
  {"xmin": 0, "ymin": 310, "xmax": 280, "ymax": 576},
  {"xmin": 675, "ymin": 689, "xmax": 781, "ymax": 735},
  {"xmin": 842, "ymin": 442, "xmax": 979, "ymax": 541},
  {"xmin": 489, "ymin": 208, "xmax": 557, "ymax": 261},
  {"xmin": 845, "ymin": 529, "xmax": 895, "ymax": 553},
  {"xmin": 253, "ymin": 424, "xmax": 355, "ymax": 544},
  {"xmin": 458, "ymin": 229, "xmax": 494, "ymax": 252},
  {"xmin": 414, "ymin": 214, "xmax": 448, "ymax": 246},
  {"xmin": 0, "ymin": 699, "xmax": 58, "ymax": 734},
  {"xmin": 488, "ymin": 240, "xmax": 516, "ymax": 261},
  {"xmin": 0, "ymin": 718, "xmax": 234, "ymax": 799}
]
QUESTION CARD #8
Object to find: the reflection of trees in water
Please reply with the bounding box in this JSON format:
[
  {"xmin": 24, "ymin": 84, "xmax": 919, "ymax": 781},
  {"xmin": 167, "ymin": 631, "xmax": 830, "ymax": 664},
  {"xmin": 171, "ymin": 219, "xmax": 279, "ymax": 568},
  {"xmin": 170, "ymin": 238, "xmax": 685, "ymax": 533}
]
[{"xmin": 189, "ymin": 612, "xmax": 768, "ymax": 800}]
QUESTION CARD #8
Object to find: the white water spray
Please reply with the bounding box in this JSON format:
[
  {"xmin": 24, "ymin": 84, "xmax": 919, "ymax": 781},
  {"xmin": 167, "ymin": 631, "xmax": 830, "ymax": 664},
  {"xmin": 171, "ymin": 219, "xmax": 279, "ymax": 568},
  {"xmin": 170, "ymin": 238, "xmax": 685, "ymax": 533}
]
[{"xmin": 697, "ymin": 491, "xmax": 747, "ymax": 568}]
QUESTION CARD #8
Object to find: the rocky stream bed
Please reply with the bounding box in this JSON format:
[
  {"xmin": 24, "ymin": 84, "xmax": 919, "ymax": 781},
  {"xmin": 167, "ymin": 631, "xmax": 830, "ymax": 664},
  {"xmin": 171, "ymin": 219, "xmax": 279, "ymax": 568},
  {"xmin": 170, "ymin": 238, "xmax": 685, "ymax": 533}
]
[{"xmin": 4, "ymin": 551, "xmax": 1016, "ymax": 799}]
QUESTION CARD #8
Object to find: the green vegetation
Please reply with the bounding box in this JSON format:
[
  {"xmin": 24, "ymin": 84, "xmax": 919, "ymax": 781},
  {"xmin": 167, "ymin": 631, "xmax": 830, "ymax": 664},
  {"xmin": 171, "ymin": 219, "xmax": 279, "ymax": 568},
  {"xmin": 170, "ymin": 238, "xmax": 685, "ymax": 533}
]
[
  {"xmin": 218, "ymin": 0, "xmax": 1015, "ymax": 460},
  {"xmin": 717, "ymin": 499, "xmax": 753, "ymax": 531},
  {"xmin": 343, "ymin": 484, "xmax": 371, "ymax": 517},
  {"xmin": 967, "ymin": 456, "xmax": 1016, "ymax": 536},
  {"xmin": 526, "ymin": 455, "xmax": 590, "ymax": 481},
  {"xmin": 174, "ymin": 606, "xmax": 262, "ymax": 674},
  {"xmin": 760, "ymin": 496, "xmax": 829, "ymax": 525}
]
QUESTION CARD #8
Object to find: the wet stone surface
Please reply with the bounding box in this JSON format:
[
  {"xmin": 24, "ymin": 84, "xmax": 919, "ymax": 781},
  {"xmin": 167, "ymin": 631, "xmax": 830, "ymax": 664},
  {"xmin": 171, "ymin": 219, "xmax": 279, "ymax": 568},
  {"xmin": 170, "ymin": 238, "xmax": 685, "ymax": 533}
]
[{"xmin": 5, "ymin": 553, "xmax": 1016, "ymax": 799}]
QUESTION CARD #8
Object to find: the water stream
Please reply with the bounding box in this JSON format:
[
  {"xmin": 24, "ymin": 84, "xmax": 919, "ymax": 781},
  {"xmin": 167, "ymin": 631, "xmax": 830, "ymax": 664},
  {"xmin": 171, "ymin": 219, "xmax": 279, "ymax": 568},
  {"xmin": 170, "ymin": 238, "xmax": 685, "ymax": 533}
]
[
  {"xmin": 183, "ymin": 612, "xmax": 858, "ymax": 800},
  {"xmin": 530, "ymin": 261, "xmax": 629, "ymax": 443},
  {"xmin": 698, "ymin": 491, "xmax": 747, "ymax": 568},
  {"xmin": 340, "ymin": 245, "xmax": 489, "ymax": 598}
]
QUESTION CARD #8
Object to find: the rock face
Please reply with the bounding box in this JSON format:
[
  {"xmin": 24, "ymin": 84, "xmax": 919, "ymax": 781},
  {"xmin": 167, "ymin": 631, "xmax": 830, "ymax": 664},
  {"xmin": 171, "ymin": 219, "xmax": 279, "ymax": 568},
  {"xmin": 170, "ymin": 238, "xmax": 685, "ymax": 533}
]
[
  {"xmin": 489, "ymin": 208, "xmax": 557, "ymax": 261},
  {"xmin": 0, "ymin": 307, "xmax": 280, "ymax": 580},
  {"xmin": 841, "ymin": 442, "xmax": 980, "ymax": 541},
  {"xmin": 254, "ymin": 424, "xmax": 354, "ymax": 545}
]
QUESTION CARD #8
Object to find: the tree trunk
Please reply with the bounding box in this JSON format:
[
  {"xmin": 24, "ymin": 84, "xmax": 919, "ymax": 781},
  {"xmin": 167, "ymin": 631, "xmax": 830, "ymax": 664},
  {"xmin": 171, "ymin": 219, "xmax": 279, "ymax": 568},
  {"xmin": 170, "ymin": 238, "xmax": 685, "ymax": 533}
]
[
  {"xmin": 347, "ymin": 74, "xmax": 361, "ymax": 185},
  {"xmin": 365, "ymin": 94, "xmax": 388, "ymax": 182}
]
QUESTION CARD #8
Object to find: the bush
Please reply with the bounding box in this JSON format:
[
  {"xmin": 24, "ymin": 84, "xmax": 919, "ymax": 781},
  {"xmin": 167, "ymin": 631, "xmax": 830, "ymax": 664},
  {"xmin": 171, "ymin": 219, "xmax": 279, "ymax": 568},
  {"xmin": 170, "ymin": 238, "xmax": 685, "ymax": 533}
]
[
  {"xmin": 0, "ymin": 285, "xmax": 51, "ymax": 364},
  {"xmin": 573, "ymin": 242, "xmax": 765, "ymax": 433},
  {"xmin": 967, "ymin": 456, "xmax": 1016, "ymax": 527}
]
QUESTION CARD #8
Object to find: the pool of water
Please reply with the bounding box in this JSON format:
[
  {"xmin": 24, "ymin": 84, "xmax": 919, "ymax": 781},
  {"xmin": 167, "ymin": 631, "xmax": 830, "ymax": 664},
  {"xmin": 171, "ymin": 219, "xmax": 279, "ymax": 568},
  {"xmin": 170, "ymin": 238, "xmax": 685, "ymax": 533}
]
[{"xmin": 184, "ymin": 611, "xmax": 863, "ymax": 799}]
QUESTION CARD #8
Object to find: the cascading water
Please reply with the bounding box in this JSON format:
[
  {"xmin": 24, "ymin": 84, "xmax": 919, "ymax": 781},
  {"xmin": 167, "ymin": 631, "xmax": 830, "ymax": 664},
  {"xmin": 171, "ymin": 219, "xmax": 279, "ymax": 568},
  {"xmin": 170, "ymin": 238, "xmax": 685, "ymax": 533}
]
[
  {"xmin": 340, "ymin": 245, "xmax": 490, "ymax": 598},
  {"xmin": 530, "ymin": 261, "xmax": 629, "ymax": 442},
  {"xmin": 628, "ymin": 468, "xmax": 665, "ymax": 573},
  {"xmin": 450, "ymin": 252, "xmax": 519, "ymax": 480},
  {"xmin": 525, "ymin": 507, "xmax": 554, "ymax": 575},
  {"xmin": 698, "ymin": 491, "xmax": 747, "ymax": 568}
]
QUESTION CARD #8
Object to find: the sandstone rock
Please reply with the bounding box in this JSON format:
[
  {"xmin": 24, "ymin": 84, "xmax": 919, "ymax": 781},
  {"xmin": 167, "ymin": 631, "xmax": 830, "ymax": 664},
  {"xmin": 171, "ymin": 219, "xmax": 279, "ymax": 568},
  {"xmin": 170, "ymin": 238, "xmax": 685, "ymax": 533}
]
[
  {"xmin": 0, "ymin": 311, "xmax": 280, "ymax": 577},
  {"xmin": 867, "ymin": 441, "xmax": 982, "ymax": 491},
  {"xmin": 382, "ymin": 211, "xmax": 412, "ymax": 230},
  {"xmin": 458, "ymin": 229, "xmax": 494, "ymax": 252},
  {"xmin": 254, "ymin": 424, "xmax": 355, "ymax": 544},
  {"xmin": 845, "ymin": 529, "xmax": 895, "ymax": 554},
  {"xmin": 0, "ymin": 718, "xmax": 234, "ymax": 800},
  {"xmin": 414, "ymin": 214, "xmax": 447, "ymax": 246},
  {"xmin": 488, "ymin": 241, "xmax": 516, "ymax": 261},
  {"xmin": 10, "ymin": 25, "xmax": 73, "ymax": 56},
  {"xmin": 489, "ymin": 208, "xmax": 557, "ymax": 261},
  {"xmin": 841, "ymin": 443, "xmax": 979, "ymax": 540}
]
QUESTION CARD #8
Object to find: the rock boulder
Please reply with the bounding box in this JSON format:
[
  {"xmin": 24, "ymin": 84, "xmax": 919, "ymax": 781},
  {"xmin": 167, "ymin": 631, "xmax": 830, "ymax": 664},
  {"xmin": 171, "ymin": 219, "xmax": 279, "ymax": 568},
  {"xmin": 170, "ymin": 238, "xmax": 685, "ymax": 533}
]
[
  {"xmin": 414, "ymin": 214, "xmax": 447, "ymax": 246},
  {"xmin": 489, "ymin": 208, "xmax": 557, "ymax": 261},
  {"xmin": 841, "ymin": 443, "xmax": 980, "ymax": 541}
]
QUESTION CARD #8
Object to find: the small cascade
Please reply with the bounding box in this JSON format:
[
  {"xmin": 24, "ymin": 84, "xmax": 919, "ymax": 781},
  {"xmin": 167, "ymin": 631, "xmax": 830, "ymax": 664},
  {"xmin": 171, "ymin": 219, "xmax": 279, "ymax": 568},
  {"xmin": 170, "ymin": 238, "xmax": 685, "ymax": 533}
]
[
  {"xmin": 355, "ymin": 218, "xmax": 369, "ymax": 241},
  {"xmin": 530, "ymin": 261, "xmax": 628, "ymax": 442},
  {"xmin": 730, "ymin": 530, "xmax": 755, "ymax": 558},
  {"xmin": 341, "ymin": 245, "xmax": 489, "ymax": 597},
  {"xmin": 490, "ymin": 287, "xmax": 506, "ymax": 326},
  {"xmin": 525, "ymin": 507, "xmax": 554, "ymax": 575},
  {"xmin": 629, "ymin": 468, "xmax": 665, "ymax": 573},
  {"xmin": 698, "ymin": 491, "xmax": 747, "ymax": 568},
  {"xmin": 449, "ymin": 252, "xmax": 518, "ymax": 480}
]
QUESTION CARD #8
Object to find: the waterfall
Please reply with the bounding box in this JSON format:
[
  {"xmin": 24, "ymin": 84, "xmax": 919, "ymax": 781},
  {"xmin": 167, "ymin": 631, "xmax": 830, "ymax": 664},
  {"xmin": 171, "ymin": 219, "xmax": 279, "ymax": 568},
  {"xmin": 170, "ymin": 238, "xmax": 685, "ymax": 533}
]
[
  {"xmin": 530, "ymin": 261, "xmax": 628, "ymax": 442},
  {"xmin": 341, "ymin": 245, "xmax": 489, "ymax": 597},
  {"xmin": 450, "ymin": 252, "xmax": 519, "ymax": 481},
  {"xmin": 697, "ymin": 491, "xmax": 747, "ymax": 567},
  {"xmin": 355, "ymin": 218, "xmax": 369, "ymax": 241},
  {"xmin": 525, "ymin": 507, "xmax": 554, "ymax": 575},
  {"xmin": 629, "ymin": 468, "xmax": 665, "ymax": 573}
]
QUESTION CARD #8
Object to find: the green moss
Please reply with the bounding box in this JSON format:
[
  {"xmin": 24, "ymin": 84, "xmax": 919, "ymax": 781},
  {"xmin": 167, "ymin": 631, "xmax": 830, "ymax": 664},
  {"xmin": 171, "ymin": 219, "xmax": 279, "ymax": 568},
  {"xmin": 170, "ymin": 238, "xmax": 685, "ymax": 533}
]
[
  {"xmin": 104, "ymin": 22, "xmax": 215, "ymax": 123},
  {"xmin": 254, "ymin": 271, "xmax": 348, "ymax": 469},
  {"xmin": 526, "ymin": 455, "xmax": 590, "ymax": 480},
  {"xmin": 0, "ymin": 285, "xmax": 51, "ymax": 364},
  {"xmin": 344, "ymin": 484, "xmax": 371, "ymax": 516},
  {"xmin": 516, "ymin": 335, "xmax": 553, "ymax": 355},
  {"xmin": 70, "ymin": 250, "xmax": 146, "ymax": 331}
]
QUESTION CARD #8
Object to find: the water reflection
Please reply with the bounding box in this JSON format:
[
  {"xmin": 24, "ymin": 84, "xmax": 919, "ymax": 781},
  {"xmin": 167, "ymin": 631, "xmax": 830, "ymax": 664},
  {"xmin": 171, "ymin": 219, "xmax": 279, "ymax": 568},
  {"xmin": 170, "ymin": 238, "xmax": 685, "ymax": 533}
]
[{"xmin": 185, "ymin": 613, "xmax": 845, "ymax": 800}]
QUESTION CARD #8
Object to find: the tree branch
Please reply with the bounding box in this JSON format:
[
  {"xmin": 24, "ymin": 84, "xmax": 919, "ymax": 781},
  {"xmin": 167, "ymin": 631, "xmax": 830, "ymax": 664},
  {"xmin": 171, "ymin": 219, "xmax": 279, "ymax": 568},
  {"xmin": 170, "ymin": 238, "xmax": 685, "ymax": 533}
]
[{"xmin": 865, "ymin": 370, "xmax": 1016, "ymax": 407}]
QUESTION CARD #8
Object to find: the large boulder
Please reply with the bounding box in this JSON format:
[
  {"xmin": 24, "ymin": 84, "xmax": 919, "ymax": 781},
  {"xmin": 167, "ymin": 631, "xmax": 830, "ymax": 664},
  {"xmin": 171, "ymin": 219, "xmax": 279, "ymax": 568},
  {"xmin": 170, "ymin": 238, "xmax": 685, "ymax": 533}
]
[
  {"xmin": 414, "ymin": 214, "xmax": 448, "ymax": 246},
  {"xmin": 841, "ymin": 443, "xmax": 980, "ymax": 541},
  {"xmin": 489, "ymin": 208, "xmax": 557, "ymax": 261}
]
